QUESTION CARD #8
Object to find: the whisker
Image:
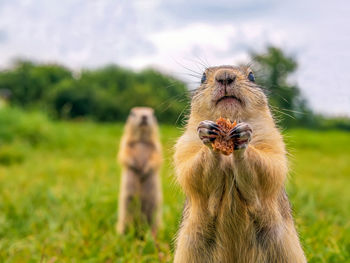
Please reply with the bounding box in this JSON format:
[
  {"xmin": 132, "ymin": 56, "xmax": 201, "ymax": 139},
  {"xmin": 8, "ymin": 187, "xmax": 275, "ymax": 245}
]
[
  {"xmin": 193, "ymin": 54, "xmax": 210, "ymax": 69},
  {"xmin": 179, "ymin": 73, "xmax": 202, "ymax": 79},
  {"xmin": 182, "ymin": 57, "xmax": 208, "ymax": 72},
  {"xmin": 174, "ymin": 60, "xmax": 203, "ymax": 76},
  {"xmin": 280, "ymin": 108, "xmax": 305, "ymax": 115},
  {"xmin": 270, "ymin": 105, "xmax": 296, "ymax": 120},
  {"xmin": 175, "ymin": 104, "xmax": 191, "ymax": 125}
]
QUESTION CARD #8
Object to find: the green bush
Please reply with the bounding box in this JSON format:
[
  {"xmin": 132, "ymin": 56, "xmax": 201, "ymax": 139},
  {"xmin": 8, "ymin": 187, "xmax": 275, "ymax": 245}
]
[
  {"xmin": 0, "ymin": 107, "xmax": 51, "ymax": 145},
  {"xmin": 0, "ymin": 61, "xmax": 189, "ymax": 124},
  {"xmin": 0, "ymin": 60, "xmax": 72, "ymax": 106},
  {"xmin": 318, "ymin": 116, "xmax": 350, "ymax": 131}
]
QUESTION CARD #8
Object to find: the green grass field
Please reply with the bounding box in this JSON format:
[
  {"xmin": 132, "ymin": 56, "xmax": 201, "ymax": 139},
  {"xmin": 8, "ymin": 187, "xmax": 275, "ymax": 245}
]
[{"xmin": 0, "ymin": 107, "xmax": 349, "ymax": 262}]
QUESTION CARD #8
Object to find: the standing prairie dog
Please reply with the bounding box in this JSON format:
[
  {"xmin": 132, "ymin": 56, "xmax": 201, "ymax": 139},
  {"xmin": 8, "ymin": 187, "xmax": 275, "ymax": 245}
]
[
  {"xmin": 174, "ymin": 66, "xmax": 306, "ymax": 263},
  {"xmin": 117, "ymin": 107, "xmax": 162, "ymax": 235}
]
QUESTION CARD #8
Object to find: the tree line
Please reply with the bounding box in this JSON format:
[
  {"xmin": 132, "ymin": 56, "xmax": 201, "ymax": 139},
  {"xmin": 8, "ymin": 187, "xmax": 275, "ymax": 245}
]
[
  {"xmin": 0, "ymin": 60, "xmax": 189, "ymax": 123},
  {"xmin": 0, "ymin": 47, "xmax": 349, "ymax": 129}
]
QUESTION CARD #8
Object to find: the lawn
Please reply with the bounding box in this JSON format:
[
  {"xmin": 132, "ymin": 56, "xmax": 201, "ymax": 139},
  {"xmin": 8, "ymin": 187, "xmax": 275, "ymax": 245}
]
[{"xmin": 0, "ymin": 107, "xmax": 349, "ymax": 262}]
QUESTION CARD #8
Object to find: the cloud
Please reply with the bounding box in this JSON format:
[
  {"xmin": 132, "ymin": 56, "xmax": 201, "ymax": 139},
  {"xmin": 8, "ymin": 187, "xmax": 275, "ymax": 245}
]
[
  {"xmin": 0, "ymin": 0, "xmax": 158, "ymax": 67},
  {"xmin": 0, "ymin": 30, "xmax": 7, "ymax": 43}
]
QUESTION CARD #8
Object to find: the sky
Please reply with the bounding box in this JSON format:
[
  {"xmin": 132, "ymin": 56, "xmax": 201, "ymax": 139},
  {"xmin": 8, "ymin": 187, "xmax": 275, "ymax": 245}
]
[{"xmin": 0, "ymin": 0, "xmax": 349, "ymax": 116}]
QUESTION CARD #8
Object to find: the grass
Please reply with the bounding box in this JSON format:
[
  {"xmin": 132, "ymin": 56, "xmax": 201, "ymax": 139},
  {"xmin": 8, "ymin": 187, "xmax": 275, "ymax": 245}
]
[{"xmin": 0, "ymin": 107, "xmax": 349, "ymax": 262}]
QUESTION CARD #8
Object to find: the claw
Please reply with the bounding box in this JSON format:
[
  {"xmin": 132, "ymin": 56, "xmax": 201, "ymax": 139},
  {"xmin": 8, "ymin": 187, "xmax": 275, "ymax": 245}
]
[
  {"xmin": 207, "ymin": 130, "xmax": 219, "ymax": 136},
  {"xmin": 198, "ymin": 128, "xmax": 218, "ymax": 137},
  {"xmin": 198, "ymin": 121, "xmax": 222, "ymax": 133},
  {"xmin": 228, "ymin": 131, "xmax": 252, "ymax": 140},
  {"xmin": 229, "ymin": 123, "xmax": 252, "ymax": 134},
  {"xmin": 227, "ymin": 123, "xmax": 252, "ymax": 140}
]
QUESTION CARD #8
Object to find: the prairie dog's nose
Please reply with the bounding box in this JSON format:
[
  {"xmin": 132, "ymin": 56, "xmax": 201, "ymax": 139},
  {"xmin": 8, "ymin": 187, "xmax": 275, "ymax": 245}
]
[
  {"xmin": 215, "ymin": 70, "xmax": 236, "ymax": 86},
  {"xmin": 142, "ymin": 115, "xmax": 148, "ymax": 121}
]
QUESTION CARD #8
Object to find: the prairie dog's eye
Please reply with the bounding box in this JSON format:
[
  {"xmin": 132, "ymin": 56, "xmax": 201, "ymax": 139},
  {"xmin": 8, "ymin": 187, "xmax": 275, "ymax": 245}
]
[
  {"xmin": 248, "ymin": 72, "xmax": 255, "ymax": 82},
  {"xmin": 201, "ymin": 72, "xmax": 207, "ymax": 84}
]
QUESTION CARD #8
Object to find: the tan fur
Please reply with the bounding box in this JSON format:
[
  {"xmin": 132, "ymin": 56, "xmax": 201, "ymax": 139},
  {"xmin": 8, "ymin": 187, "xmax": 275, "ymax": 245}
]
[
  {"xmin": 174, "ymin": 66, "xmax": 306, "ymax": 262},
  {"xmin": 116, "ymin": 107, "xmax": 162, "ymax": 235}
]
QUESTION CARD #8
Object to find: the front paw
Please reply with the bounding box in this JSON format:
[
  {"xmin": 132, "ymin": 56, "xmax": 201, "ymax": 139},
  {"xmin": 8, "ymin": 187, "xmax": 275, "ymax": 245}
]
[
  {"xmin": 129, "ymin": 160, "xmax": 142, "ymax": 172},
  {"xmin": 142, "ymin": 163, "xmax": 154, "ymax": 175},
  {"xmin": 197, "ymin": 120, "xmax": 222, "ymax": 147},
  {"xmin": 227, "ymin": 122, "xmax": 252, "ymax": 150}
]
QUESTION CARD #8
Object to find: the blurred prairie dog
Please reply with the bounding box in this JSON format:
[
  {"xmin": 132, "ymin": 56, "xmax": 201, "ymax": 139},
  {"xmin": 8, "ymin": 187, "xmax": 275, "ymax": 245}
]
[
  {"xmin": 174, "ymin": 66, "xmax": 306, "ymax": 262},
  {"xmin": 117, "ymin": 107, "xmax": 162, "ymax": 235}
]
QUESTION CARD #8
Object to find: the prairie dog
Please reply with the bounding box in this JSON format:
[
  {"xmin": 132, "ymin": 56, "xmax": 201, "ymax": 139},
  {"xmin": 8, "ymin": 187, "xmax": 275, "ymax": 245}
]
[
  {"xmin": 117, "ymin": 107, "xmax": 162, "ymax": 235},
  {"xmin": 174, "ymin": 66, "xmax": 306, "ymax": 262}
]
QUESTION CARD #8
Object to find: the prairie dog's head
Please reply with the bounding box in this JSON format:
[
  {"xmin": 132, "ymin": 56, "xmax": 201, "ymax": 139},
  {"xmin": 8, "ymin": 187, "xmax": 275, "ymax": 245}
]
[
  {"xmin": 125, "ymin": 107, "xmax": 158, "ymax": 139},
  {"xmin": 191, "ymin": 65, "xmax": 268, "ymax": 121}
]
